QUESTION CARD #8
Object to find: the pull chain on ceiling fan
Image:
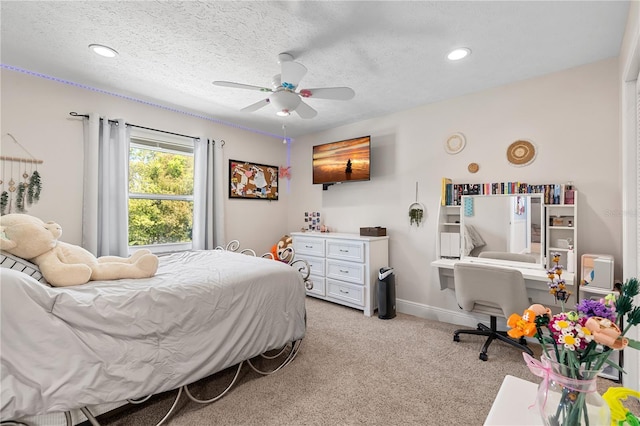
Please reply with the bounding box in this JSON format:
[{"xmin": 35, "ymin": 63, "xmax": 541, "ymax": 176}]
[{"xmin": 213, "ymin": 53, "xmax": 355, "ymax": 119}]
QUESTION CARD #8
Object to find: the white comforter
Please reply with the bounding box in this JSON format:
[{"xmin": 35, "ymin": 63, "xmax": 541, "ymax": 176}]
[{"xmin": 1, "ymin": 250, "xmax": 307, "ymax": 421}]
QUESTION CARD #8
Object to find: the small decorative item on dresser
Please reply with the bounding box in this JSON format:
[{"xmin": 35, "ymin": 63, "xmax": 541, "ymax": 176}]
[{"xmin": 360, "ymin": 227, "xmax": 386, "ymax": 237}]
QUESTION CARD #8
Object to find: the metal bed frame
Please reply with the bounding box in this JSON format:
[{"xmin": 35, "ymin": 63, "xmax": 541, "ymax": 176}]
[{"xmin": 3, "ymin": 241, "xmax": 311, "ymax": 426}]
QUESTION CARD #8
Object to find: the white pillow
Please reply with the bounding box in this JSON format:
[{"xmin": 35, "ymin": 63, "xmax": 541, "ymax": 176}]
[
  {"xmin": 463, "ymin": 224, "xmax": 487, "ymax": 256},
  {"xmin": 0, "ymin": 251, "xmax": 49, "ymax": 286}
]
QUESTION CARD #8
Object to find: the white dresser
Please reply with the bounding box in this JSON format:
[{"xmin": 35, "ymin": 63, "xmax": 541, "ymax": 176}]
[{"xmin": 291, "ymin": 232, "xmax": 389, "ymax": 317}]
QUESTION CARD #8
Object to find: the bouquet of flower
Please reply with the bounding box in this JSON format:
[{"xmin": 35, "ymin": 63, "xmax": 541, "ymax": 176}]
[{"xmin": 507, "ymin": 253, "xmax": 640, "ymax": 426}]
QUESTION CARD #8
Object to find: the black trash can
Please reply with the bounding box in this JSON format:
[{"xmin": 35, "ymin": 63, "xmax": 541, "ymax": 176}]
[{"xmin": 377, "ymin": 267, "xmax": 396, "ymax": 319}]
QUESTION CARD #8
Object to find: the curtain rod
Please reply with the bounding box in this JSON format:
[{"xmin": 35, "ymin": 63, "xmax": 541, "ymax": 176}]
[{"xmin": 69, "ymin": 112, "xmax": 200, "ymax": 140}]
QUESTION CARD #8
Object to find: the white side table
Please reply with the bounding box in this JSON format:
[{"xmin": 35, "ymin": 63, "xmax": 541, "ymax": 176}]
[{"xmin": 484, "ymin": 375, "xmax": 542, "ymax": 425}]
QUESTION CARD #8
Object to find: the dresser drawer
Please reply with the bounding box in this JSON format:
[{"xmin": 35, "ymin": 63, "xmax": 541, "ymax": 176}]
[
  {"xmin": 326, "ymin": 259, "xmax": 365, "ymax": 285},
  {"xmin": 293, "ymin": 237, "xmax": 325, "ymax": 257},
  {"xmin": 326, "ymin": 239, "xmax": 365, "ymax": 263},
  {"xmin": 306, "ymin": 275, "xmax": 325, "ymax": 297},
  {"xmin": 326, "ymin": 279, "xmax": 364, "ymax": 307},
  {"xmin": 296, "ymin": 255, "xmax": 325, "ymax": 277}
]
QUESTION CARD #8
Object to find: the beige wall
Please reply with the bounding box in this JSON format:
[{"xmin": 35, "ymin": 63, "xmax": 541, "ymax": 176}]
[
  {"xmin": 2, "ymin": 58, "xmax": 622, "ymax": 311},
  {"xmin": 0, "ymin": 70, "xmax": 290, "ymax": 254},
  {"xmin": 288, "ymin": 58, "xmax": 621, "ymax": 316}
]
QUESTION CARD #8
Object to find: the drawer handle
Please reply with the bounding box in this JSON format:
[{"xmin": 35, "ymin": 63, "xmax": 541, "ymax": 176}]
[
  {"xmin": 305, "ymin": 245, "xmax": 313, "ymax": 248},
  {"xmin": 339, "ymin": 249, "xmax": 349, "ymax": 253},
  {"xmin": 339, "ymin": 289, "xmax": 350, "ymax": 294},
  {"xmin": 339, "ymin": 269, "xmax": 349, "ymax": 273}
]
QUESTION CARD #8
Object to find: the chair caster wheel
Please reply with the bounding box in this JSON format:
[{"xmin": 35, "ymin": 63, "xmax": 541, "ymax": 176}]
[
  {"xmin": 479, "ymin": 352, "xmax": 488, "ymax": 361},
  {"xmin": 453, "ymin": 334, "xmax": 460, "ymax": 342}
]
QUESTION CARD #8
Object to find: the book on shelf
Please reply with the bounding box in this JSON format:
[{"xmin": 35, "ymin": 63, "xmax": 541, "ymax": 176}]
[
  {"xmin": 441, "ymin": 177, "xmax": 452, "ymax": 206},
  {"xmin": 564, "ymin": 183, "xmax": 575, "ymax": 204}
]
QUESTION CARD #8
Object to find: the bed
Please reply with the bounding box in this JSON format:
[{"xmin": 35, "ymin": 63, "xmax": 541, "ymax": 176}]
[{"xmin": 0, "ymin": 247, "xmax": 310, "ymax": 426}]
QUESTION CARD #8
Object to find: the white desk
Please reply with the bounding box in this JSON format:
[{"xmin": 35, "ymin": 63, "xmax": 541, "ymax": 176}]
[
  {"xmin": 484, "ymin": 375, "xmax": 542, "ymax": 425},
  {"xmin": 432, "ymin": 258, "xmax": 576, "ymax": 309}
]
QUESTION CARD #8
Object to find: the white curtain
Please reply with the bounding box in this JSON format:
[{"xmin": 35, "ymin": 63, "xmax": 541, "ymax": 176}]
[
  {"xmin": 82, "ymin": 114, "xmax": 130, "ymax": 257},
  {"xmin": 193, "ymin": 138, "xmax": 225, "ymax": 249}
]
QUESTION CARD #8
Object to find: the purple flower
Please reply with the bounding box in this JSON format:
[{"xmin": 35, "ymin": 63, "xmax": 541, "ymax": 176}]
[{"xmin": 576, "ymin": 299, "xmax": 617, "ymax": 322}]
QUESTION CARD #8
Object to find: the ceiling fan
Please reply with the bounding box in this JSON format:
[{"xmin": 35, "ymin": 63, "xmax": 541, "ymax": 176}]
[{"xmin": 213, "ymin": 53, "xmax": 355, "ymax": 119}]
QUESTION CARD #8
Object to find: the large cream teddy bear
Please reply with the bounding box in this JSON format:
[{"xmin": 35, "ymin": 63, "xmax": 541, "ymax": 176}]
[{"xmin": 0, "ymin": 213, "xmax": 158, "ymax": 287}]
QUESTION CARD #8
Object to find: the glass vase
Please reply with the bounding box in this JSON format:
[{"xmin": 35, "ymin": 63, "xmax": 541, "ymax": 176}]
[{"xmin": 535, "ymin": 355, "xmax": 610, "ymax": 426}]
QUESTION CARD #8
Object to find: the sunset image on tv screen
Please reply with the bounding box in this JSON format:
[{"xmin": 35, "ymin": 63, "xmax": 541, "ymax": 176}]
[{"xmin": 313, "ymin": 136, "xmax": 370, "ymax": 184}]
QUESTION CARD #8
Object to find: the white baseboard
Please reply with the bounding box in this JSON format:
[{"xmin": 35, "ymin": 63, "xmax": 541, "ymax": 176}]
[
  {"xmin": 396, "ymin": 298, "xmax": 509, "ymax": 330},
  {"xmin": 395, "ymin": 298, "xmax": 543, "ymax": 347}
]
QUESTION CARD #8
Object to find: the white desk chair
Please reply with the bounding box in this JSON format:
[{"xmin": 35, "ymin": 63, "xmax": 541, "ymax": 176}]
[{"xmin": 453, "ymin": 262, "xmax": 534, "ymax": 361}]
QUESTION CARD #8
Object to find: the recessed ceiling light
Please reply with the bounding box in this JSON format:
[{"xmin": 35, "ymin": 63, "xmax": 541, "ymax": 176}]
[
  {"xmin": 447, "ymin": 47, "xmax": 471, "ymax": 61},
  {"xmin": 89, "ymin": 44, "xmax": 118, "ymax": 58}
]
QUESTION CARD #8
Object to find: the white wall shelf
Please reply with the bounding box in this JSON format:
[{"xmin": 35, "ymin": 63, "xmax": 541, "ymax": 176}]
[
  {"xmin": 436, "ymin": 202, "xmax": 461, "ymax": 259},
  {"xmin": 545, "ymin": 194, "xmax": 578, "ymax": 273}
]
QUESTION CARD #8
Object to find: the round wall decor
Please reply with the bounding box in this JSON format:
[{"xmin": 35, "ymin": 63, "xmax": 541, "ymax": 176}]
[
  {"xmin": 444, "ymin": 133, "xmax": 466, "ymax": 155},
  {"xmin": 506, "ymin": 139, "xmax": 537, "ymax": 166},
  {"xmin": 467, "ymin": 162, "xmax": 479, "ymax": 173}
]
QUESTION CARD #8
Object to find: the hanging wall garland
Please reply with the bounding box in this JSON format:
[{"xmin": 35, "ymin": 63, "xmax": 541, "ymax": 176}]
[
  {"xmin": 0, "ymin": 133, "xmax": 44, "ymax": 215},
  {"xmin": 27, "ymin": 170, "xmax": 42, "ymax": 205}
]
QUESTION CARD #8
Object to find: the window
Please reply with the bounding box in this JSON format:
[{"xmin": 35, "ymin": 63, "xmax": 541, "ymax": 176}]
[{"xmin": 128, "ymin": 134, "xmax": 194, "ymax": 253}]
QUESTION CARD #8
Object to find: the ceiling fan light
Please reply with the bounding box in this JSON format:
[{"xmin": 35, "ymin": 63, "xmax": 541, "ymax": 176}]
[
  {"xmin": 447, "ymin": 47, "xmax": 471, "ymax": 61},
  {"xmin": 270, "ymin": 90, "xmax": 301, "ymax": 114}
]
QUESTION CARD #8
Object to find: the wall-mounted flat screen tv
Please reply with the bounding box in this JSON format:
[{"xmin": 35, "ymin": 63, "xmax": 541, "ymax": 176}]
[{"xmin": 312, "ymin": 135, "xmax": 370, "ymax": 187}]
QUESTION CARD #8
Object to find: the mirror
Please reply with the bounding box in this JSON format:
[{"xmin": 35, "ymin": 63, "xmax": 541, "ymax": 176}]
[{"xmin": 460, "ymin": 194, "xmax": 545, "ymax": 268}]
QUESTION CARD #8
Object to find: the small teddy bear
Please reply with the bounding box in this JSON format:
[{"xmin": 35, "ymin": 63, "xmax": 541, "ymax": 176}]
[{"xmin": 270, "ymin": 234, "xmax": 294, "ymax": 263}]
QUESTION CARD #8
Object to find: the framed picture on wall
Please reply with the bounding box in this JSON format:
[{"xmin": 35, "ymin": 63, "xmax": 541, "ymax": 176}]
[{"xmin": 229, "ymin": 159, "xmax": 279, "ymax": 200}]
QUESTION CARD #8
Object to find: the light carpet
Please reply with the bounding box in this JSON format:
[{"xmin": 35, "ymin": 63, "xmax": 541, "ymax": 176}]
[{"xmin": 99, "ymin": 296, "xmax": 629, "ymax": 426}]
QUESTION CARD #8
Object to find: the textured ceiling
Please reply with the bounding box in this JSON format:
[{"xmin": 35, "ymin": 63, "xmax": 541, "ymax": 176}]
[{"xmin": 0, "ymin": 1, "xmax": 630, "ymax": 139}]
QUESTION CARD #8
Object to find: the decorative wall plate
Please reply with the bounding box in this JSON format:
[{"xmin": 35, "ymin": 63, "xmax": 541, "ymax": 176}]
[
  {"xmin": 506, "ymin": 139, "xmax": 537, "ymax": 166},
  {"xmin": 444, "ymin": 133, "xmax": 466, "ymax": 155},
  {"xmin": 467, "ymin": 162, "xmax": 479, "ymax": 173}
]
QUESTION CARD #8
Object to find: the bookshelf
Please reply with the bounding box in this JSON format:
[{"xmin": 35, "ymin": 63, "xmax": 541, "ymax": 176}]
[
  {"xmin": 546, "ymin": 197, "xmax": 578, "ymax": 273},
  {"xmin": 440, "ymin": 178, "xmax": 575, "ymax": 207},
  {"xmin": 436, "ymin": 203, "xmax": 461, "ymax": 259},
  {"xmin": 437, "ymin": 178, "xmax": 578, "ymax": 271}
]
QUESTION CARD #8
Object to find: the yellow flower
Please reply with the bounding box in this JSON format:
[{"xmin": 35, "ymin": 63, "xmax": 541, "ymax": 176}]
[
  {"xmin": 553, "ymin": 319, "xmax": 571, "ymax": 332},
  {"xmin": 559, "ymin": 333, "xmax": 580, "ymax": 351}
]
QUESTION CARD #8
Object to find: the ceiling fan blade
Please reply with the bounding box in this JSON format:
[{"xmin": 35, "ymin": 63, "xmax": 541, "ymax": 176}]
[
  {"xmin": 241, "ymin": 98, "xmax": 270, "ymax": 112},
  {"xmin": 295, "ymin": 100, "xmax": 317, "ymax": 119},
  {"xmin": 213, "ymin": 81, "xmax": 272, "ymax": 92},
  {"xmin": 300, "ymin": 87, "xmax": 355, "ymax": 100},
  {"xmin": 281, "ymin": 61, "xmax": 307, "ymax": 89}
]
